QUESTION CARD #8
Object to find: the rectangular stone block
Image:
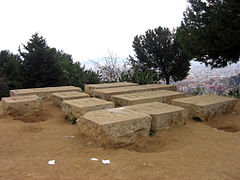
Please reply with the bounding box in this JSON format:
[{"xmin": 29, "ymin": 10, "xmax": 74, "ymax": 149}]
[
  {"xmin": 61, "ymin": 98, "xmax": 114, "ymax": 119},
  {"xmin": 126, "ymin": 102, "xmax": 187, "ymax": 131},
  {"xmin": 77, "ymin": 108, "xmax": 151, "ymax": 147},
  {"xmin": 2, "ymin": 95, "xmax": 42, "ymax": 116},
  {"xmin": 92, "ymin": 84, "xmax": 177, "ymax": 101},
  {"xmin": 112, "ymin": 90, "xmax": 187, "ymax": 107},
  {"xmin": 51, "ymin": 91, "xmax": 89, "ymax": 107},
  {"xmin": 85, "ymin": 82, "xmax": 137, "ymax": 96},
  {"xmin": 172, "ymin": 95, "xmax": 237, "ymax": 121},
  {"xmin": 10, "ymin": 86, "xmax": 82, "ymax": 101}
]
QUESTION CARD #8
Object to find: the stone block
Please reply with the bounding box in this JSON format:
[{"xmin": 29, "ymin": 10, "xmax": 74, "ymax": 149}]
[
  {"xmin": 2, "ymin": 95, "xmax": 42, "ymax": 116},
  {"xmin": 10, "ymin": 86, "xmax": 82, "ymax": 101},
  {"xmin": 85, "ymin": 82, "xmax": 137, "ymax": 96},
  {"xmin": 172, "ymin": 95, "xmax": 237, "ymax": 121},
  {"xmin": 51, "ymin": 91, "xmax": 90, "ymax": 107},
  {"xmin": 126, "ymin": 102, "xmax": 187, "ymax": 131},
  {"xmin": 92, "ymin": 84, "xmax": 177, "ymax": 101},
  {"xmin": 112, "ymin": 90, "xmax": 187, "ymax": 107},
  {"xmin": 77, "ymin": 107, "xmax": 151, "ymax": 147},
  {"xmin": 61, "ymin": 98, "xmax": 114, "ymax": 118}
]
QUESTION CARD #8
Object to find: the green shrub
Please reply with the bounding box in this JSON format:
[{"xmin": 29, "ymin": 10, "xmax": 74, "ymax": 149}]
[
  {"xmin": 149, "ymin": 130, "xmax": 155, "ymax": 137},
  {"xmin": 64, "ymin": 115, "xmax": 69, "ymax": 120},
  {"xmin": 228, "ymin": 89, "xmax": 240, "ymax": 98},
  {"xmin": 192, "ymin": 87, "xmax": 204, "ymax": 96},
  {"xmin": 119, "ymin": 70, "xmax": 160, "ymax": 85},
  {"xmin": 71, "ymin": 117, "xmax": 77, "ymax": 125}
]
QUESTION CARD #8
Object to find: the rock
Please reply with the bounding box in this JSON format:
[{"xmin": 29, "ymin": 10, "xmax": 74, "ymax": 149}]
[
  {"xmin": 77, "ymin": 107, "xmax": 152, "ymax": 147},
  {"xmin": 172, "ymin": 95, "xmax": 237, "ymax": 121},
  {"xmin": 2, "ymin": 95, "xmax": 42, "ymax": 116}
]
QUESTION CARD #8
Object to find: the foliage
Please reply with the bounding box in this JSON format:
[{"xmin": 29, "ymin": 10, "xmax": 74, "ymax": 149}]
[
  {"xmin": 193, "ymin": 116, "xmax": 202, "ymax": 122},
  {"xmin": 0, "ymin": 50, "xmax": 24, "ymax": 99},
  {"xmin": 149, "ymin": 130, "xmax": 155, "ymax": 137},
  {"xmin": 54, "ymin": 50, "xmax": 100, "ymax": 90},
  {"xmin": 228, "ymin": 89, "xmax": 240, "ymax": 98},
  {"xmin": 19, "ymin": 33, "xmax": 62, "ymax": 88},
  {"xmin": 119, "ymin": 70, "xmax": 160, "ymax": 85},
  {"xmin": 177, "ymin": 0, "xmax": 240, "ymax": 68},
  {"xmin": 132, "ymin": 26, "xmax": 191, "ymax": 84},
  {"xmin": 0, "ymin": 76, "xmax": 9, "ymax": 99},
  {"xmin": 192, "ymin": 87, "xmax": 204, "ymax": 96},
  {"xmin": 71, "ymin": 117, "xmax": 77, "ymax": 125},
  {"xmin": 0, "ymin": 33, "xmax": 100, "ymax": 98},
  {"xmin": 91, "ymin": 51, "xmax": 128, "ymax": 83},
  {"xmin": 64, "ymin": 115, "xmax": 69, "ymax": 120},
  {"xmin": 0, "ymin": 50, "xmax": 23, "ymax": 89},
  {"xmin": 229, "ymin": 73, "xmax": 240, "ymax": 87}
]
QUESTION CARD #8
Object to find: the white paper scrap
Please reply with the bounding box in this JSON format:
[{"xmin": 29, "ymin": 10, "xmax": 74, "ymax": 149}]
[
  {"xmin": 90, "ymin": 158, "xmax": 99, "ymax": 161},
  {"xmin": 102, "ymin": 160, "xmax": 111, "ymax": 164},
  {"xmin": 48, "ymin": 160, "xmax": 55, "ymax": 165},
  {"xmin": 64, "ymin": 136, "xmax": 75, "ymax": 138}
]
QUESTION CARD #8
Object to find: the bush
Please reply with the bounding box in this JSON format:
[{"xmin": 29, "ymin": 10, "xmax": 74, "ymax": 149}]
[
  {"xmin": 119, "ymin": 70, "xmax": 160, "ymax": 85},
  {"xmin": 228, "ymin": 89, "xmax": 240, "ymax": 98},
  {"xmin": 192, "ymin": 87, "xmax": 204, "ymax": 96}
]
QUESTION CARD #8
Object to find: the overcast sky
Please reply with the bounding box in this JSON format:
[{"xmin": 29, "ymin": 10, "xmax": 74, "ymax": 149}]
[{"xmin": 0, "ymin": 0, "xmax": 188, "ymax": 63}]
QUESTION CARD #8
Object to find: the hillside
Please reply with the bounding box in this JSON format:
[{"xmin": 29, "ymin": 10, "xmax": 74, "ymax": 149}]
[{"xmin": 0, "ymin": 100, "xmax": 240, "ymax": 179}]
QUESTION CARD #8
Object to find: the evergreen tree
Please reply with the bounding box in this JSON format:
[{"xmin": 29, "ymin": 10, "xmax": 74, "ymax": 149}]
[
  {"xmin": 132, "ymin": 26, "xmax": 191, "ymax": 84},
  {"xmin": 19, "ymin": 33, "xmax": 62, "ymax": 88},
  {"xmin": 54, "ymin": 49, "xmax": 100, "ymax": 90},
  {"xmin": 0, "ymin": 50, "xmax": 23, "ymax": 88},
  {"xmin": 0, "ymin": 50, "xmax": 23, "ymax": 98},
  {"xmin": 177, "ymin": 0, "xmax": 240, "ymax": 68}
]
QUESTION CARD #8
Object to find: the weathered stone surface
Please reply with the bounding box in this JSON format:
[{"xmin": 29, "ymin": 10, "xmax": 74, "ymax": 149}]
[
  {"xmin": 10, "ymin": 86, "xmax": 82, "ymax": 101},
  {"xmin": 51, "ymin": 91, "xmax": 90, "ymax": 107},
  {"xmin": 77, "ymin": 107, "xmax": 151, "ymax": 147},
  {"xmin": 85, "ymin": 82, "xmax": 137, "ymax": 96},
  {"xmin": 172, "ymin": 95, "xmax": 237, "ymax": 121},
  {"xmin": 112, "ymin": 90, "xmax": 187, "ymax": 107},
  {"xmin": 61, "ymin": 98, "xmax": 114, "ymax": 118},
  {"xmin": 126, "ymin": 102, "xmax": 187, "ymax": 131},
  {"xmin": 92, "ymin": 84, "xmax": 177, "ymax": 101},
  {"xmin": 2, "ymin": 95, "xmax": 42, "ymax": 116}
]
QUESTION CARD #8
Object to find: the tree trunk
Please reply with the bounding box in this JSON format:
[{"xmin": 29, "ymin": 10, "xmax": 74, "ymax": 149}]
[{"xmin": 166, "ymin": 77, "xmax": 170, "ymax": 84}]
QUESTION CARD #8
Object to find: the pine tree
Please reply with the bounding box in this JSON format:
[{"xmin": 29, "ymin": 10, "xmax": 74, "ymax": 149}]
[
  {"xmin": 177, "ymin": 0, "xmax": 240, "ymax": 68},
  {"xmin": 19, "ymin": 33, "xmax": 62, "ymax": 88},
  {"xmin": 132, "ymin": 26, "xmax": 191, "ymax": 84}
]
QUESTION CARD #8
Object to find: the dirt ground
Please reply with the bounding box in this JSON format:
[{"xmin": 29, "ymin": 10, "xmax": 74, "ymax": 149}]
[{"xmin": 0, "ymin": 100, "xmax": 240, "ymax": 180}]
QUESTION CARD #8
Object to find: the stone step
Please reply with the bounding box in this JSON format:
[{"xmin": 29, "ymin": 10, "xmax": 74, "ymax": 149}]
[
  {"xmin": 10, "ymin": 86, "xmax": 82, "ymax": 101},
  {"xmin": 85, "ymin": 82, "xmax": 137, "ymax": 96},
  {"xmin": 77, "ymin": 107, "xmax": 151, "ymax": 147},
  {"xmin": 61, "ymin": 98, "xmax": 114, "ymax": 119},
  {"xmin": 52, "ymin": 91, "xmax": 90, "ymax": 107},
  {"xmin": 2, "ymin": 95, "xmax": 42, "ymax": 116},
  {"xmin": 92, "ymin": 84, "xmax": 177, "ymax": 101},
  {"xmin": 172, "ymin": 95, "xmax": 237, "ymax": 121},
  {"xmin": 126, "ymin": 102, "xmax": 188, "ymax": 131},
  {"xmin": 112, "ymin": 90, "xmax": 188, "ymax": 107}
]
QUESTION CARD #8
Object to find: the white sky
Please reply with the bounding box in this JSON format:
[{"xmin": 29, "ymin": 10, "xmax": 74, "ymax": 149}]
[{"xmin": 0, "ymin": 0, "xmax": 188, "ymax": 63}]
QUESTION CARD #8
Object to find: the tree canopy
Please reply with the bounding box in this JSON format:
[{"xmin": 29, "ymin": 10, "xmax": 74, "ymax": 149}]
[
  {"xmin": 19, "ymin": 33, "xmax": 62, "ymax": 88},
  {"xmin": 177, "ymin": 0, "xmax": 240, "ymax": 68},
  {"xmin": 131, "ymin": 26, "xmax": 191, "ymax": 84},
  {"xmin": 0, "ymin": 33, "xmax": 100, "ymax": 98}
]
